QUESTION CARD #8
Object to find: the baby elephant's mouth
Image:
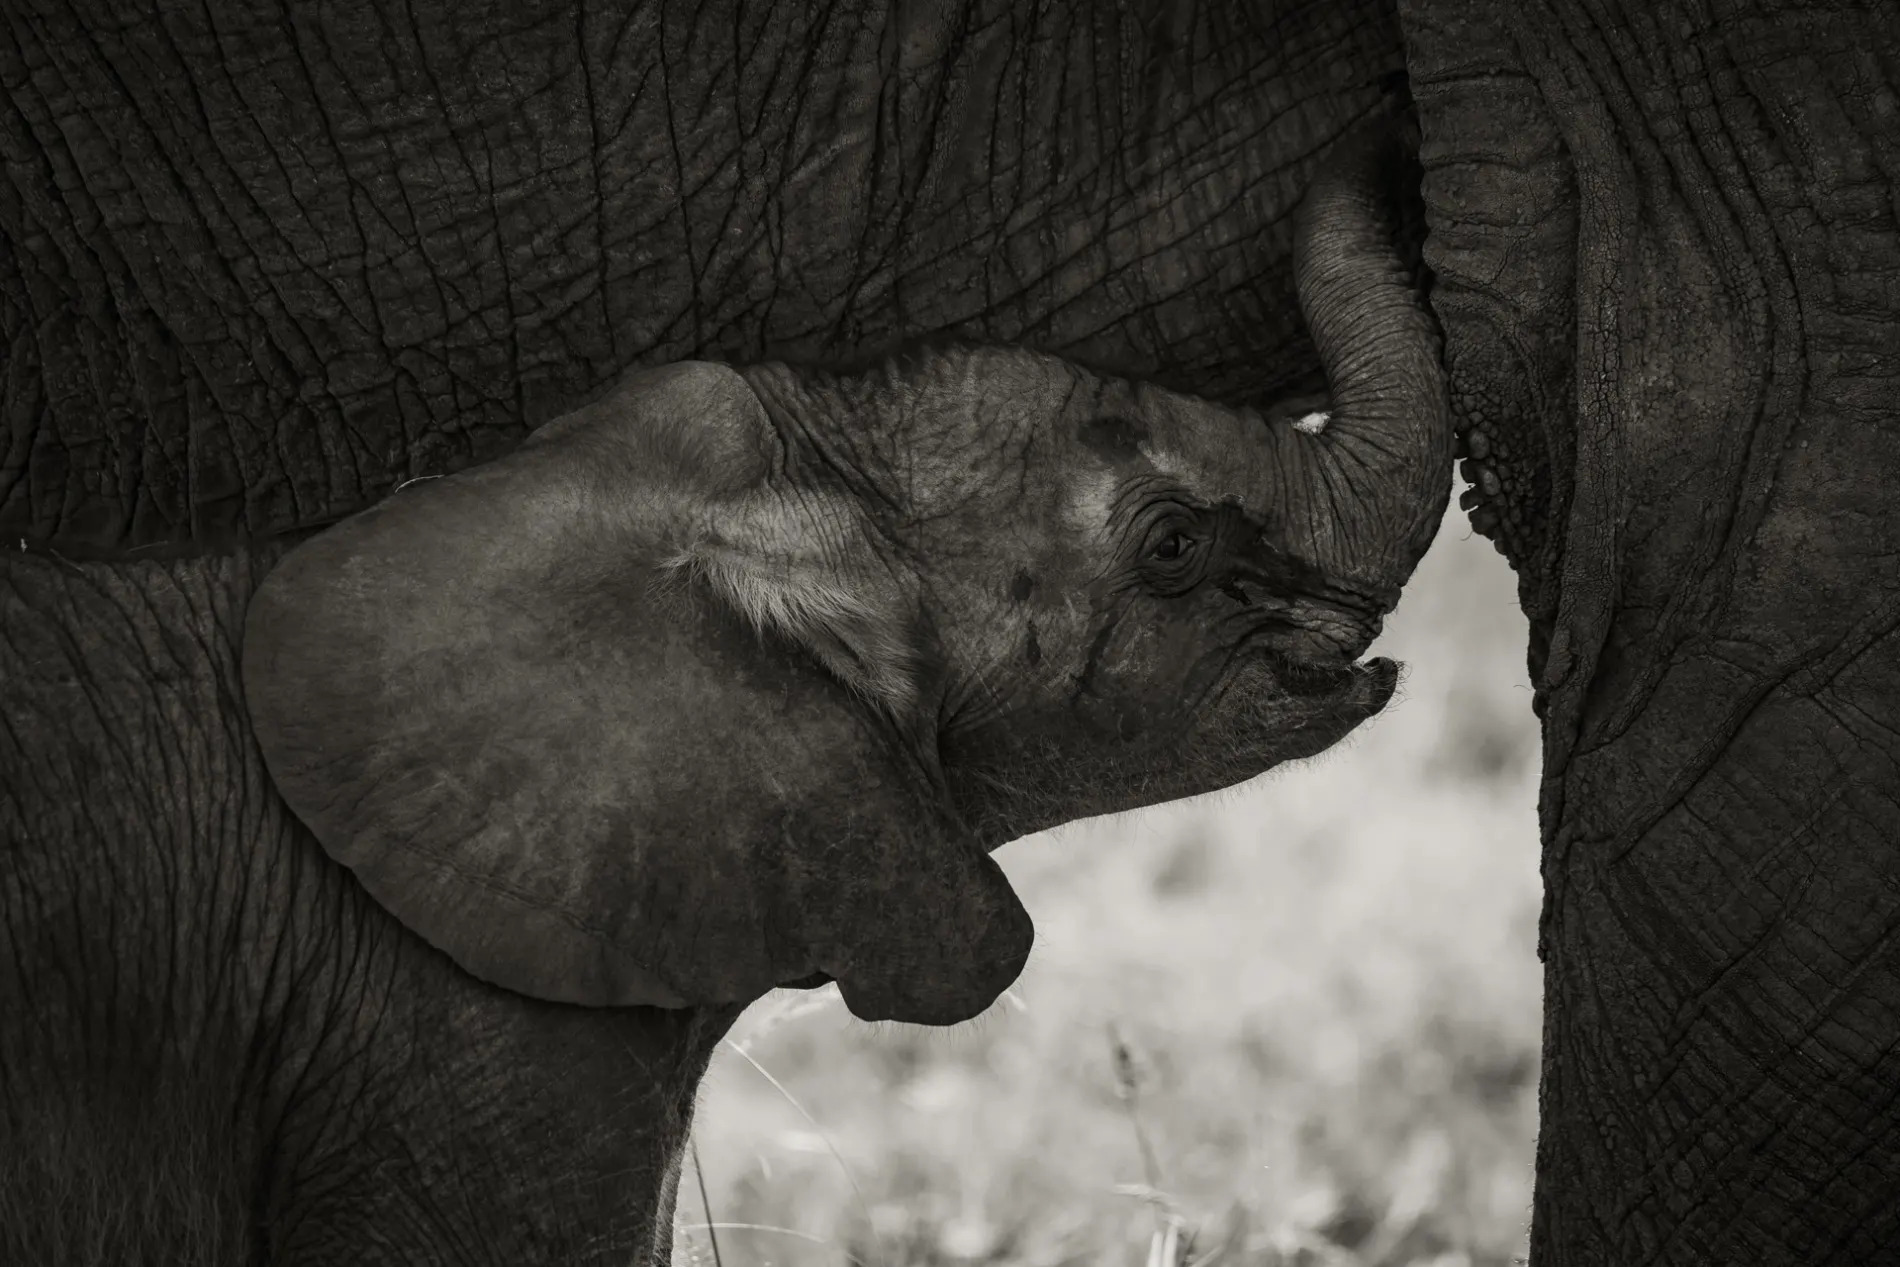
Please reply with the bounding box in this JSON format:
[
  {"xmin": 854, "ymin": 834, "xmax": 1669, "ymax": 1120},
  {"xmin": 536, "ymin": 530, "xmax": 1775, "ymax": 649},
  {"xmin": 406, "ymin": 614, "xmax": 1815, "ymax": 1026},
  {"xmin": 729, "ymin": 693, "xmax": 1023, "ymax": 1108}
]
[{"xmin": 1268, "ymin": 650, "xmax": 1399, "ymax": 705}]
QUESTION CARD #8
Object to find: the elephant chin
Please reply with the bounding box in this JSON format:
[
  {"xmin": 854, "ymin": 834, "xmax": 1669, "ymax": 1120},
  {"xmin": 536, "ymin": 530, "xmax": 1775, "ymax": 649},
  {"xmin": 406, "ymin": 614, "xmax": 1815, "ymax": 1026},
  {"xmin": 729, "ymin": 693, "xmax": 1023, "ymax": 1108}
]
[{"xmin": 830, "ymin": 955, "xmax": 1029, "ymax": 1027}]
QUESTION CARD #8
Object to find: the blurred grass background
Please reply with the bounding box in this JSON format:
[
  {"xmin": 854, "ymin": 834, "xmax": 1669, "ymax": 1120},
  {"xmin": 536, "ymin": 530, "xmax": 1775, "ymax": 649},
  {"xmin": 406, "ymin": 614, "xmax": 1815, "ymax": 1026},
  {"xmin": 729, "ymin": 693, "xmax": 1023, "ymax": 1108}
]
[{"xmin": 679, "ymin": 505, "xmax": 1543, "ymax": 1267}]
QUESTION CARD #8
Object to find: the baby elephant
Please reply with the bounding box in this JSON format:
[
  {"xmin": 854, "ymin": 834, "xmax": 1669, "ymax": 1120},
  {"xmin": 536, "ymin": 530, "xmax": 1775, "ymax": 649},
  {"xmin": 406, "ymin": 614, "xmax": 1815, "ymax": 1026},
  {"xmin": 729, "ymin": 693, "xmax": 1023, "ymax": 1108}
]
[{"xmin": 245, "ymin": 130, "xmax": 1449, "ymax": 1028}]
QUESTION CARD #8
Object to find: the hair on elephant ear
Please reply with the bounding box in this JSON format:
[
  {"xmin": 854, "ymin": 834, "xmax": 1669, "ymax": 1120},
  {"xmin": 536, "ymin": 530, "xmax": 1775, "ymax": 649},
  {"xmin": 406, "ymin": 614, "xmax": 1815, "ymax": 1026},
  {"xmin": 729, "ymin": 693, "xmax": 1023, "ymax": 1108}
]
[
  {"xmin": 242, "ymin": 361, "xmax": 1030, "ymax": 1025},
  {"xmin": 658, "ymin": 492, "xmax": 919, "ymax": 713}
]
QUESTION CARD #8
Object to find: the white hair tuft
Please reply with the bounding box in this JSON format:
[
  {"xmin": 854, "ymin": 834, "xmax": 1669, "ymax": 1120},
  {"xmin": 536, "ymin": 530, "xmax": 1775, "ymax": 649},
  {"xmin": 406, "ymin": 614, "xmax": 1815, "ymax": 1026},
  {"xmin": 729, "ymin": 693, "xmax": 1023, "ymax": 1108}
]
[{"xmin": 662, "ymin": 494, "xmax": 918, "ymax": 713}]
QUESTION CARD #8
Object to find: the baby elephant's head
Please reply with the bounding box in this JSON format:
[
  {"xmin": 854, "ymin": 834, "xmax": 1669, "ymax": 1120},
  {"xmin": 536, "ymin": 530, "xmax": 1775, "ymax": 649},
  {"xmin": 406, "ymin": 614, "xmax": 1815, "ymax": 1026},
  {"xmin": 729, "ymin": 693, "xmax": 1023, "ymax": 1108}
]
[
  {"xmin": 243, "ymin": 123, "xmax": 1448, "ymax": 1027},
  {"xmin": 738, "ymin": 343, "xmax": 1415, "ymax": 844}
]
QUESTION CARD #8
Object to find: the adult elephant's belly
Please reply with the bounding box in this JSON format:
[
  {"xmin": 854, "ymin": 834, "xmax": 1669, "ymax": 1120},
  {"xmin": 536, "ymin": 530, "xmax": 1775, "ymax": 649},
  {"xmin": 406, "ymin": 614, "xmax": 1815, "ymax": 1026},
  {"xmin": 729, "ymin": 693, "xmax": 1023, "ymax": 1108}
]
[
  {"xmin": 0, "ymin": 0, "xmax": 1406, "ymax": 551},
  {"xmin": 0, "ymin": 546, "xmax": 730, "ymax": 1265}
]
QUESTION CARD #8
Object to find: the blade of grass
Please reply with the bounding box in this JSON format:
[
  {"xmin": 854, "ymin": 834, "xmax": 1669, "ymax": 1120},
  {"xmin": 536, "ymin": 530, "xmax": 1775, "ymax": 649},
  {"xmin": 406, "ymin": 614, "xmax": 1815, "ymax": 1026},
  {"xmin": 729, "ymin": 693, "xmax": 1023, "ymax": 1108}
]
[
  {"xmin": 1146, "ymin": 1215, "xmax": 1184, "ymax": 1267},
  {"xmin": 1110, "ymin": 1022, "xmax": 1195, "ymax": 1265},
  {"xmin": 1106, "ymin": 1022, "xmax": 1164, "ymax": 1192},
  {"xmin": 689, "ymin": 1138, "xmax": 722, "ymax": 1267},
  {"xmin": 675, "ymin": 1222, "xmax": 869, "ymax": 1267},
  {"xmin": 719, "ymin": 1037, "xmax": 890, "ymax": 1264}
]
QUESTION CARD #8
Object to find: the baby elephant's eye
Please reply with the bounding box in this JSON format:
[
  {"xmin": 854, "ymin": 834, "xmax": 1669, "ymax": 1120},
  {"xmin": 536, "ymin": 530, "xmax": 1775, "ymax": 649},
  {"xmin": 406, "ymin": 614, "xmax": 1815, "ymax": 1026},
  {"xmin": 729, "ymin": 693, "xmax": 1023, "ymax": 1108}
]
[{"xmin": 1151, "ymin": 532, "xmax": 1194, "ymax": 561}]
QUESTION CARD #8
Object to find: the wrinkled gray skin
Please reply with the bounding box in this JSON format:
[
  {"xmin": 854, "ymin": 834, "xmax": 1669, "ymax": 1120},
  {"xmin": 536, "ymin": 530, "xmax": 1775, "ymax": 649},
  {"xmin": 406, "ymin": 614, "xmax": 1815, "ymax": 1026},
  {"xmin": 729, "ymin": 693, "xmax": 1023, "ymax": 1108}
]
[
  {"xmin": 8, "ymin": 0, "xmax": 1891, "ymax": 1262},
  {"xmin": 1406, "ymin": 3, "xmax": 1900, "ymax": 1263},
  {"xmin": 0, "ymin": 0, "xmax": 1409, "ymax": 550},
  {"xmin": 1, "ymin": 72, "xmax": 1446, "ymax": 1267}
]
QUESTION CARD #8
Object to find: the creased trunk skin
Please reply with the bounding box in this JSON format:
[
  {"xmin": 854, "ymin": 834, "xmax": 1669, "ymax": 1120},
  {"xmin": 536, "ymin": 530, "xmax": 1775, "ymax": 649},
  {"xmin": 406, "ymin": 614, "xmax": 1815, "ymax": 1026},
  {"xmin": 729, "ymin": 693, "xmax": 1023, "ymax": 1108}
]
[
  {"xmin": 0, "ymin": 0, "xmax": 1405, "ymax": 550},
  {"xmin": 1405, "ymin": 0, "xmax": 1900, "ymax": 1262},
  {"xmin": 1275, "ymin": 118, "xmax": 1451, "ymax": 622}
]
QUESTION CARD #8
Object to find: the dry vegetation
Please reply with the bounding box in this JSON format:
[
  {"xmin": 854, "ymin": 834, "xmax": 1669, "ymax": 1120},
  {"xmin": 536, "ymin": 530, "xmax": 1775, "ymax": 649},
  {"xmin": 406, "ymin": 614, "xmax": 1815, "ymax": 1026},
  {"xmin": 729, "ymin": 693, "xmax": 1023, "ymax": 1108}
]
[{"xmin": 681, "ymin": 506, "xmax": 1543, "ymax": 1267}]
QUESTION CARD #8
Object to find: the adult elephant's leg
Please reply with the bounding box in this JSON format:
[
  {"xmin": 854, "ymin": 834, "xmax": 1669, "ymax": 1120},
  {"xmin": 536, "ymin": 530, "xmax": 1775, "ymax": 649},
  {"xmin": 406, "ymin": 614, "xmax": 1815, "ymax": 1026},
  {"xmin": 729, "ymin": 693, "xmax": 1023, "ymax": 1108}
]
[
  {"xmin": 0, "ymin": 0, "xmax": 1405, "ymax": 551},
  {"xmin": 1405, "ymin": 1, "xmax": 1900, "ymax": 1262}
]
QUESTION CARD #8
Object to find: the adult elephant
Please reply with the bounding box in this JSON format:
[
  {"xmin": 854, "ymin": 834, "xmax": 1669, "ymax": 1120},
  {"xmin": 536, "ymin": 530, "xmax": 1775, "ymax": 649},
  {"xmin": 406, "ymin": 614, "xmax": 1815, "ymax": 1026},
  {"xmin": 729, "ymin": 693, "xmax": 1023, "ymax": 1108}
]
[
  {"xmin": 0, "ymin": 1, "xmax": 1421, "ymax": 1264},
  {"xmin": 1406, "ymin": 1, "xmax": 1900, "ymax": 1263}
]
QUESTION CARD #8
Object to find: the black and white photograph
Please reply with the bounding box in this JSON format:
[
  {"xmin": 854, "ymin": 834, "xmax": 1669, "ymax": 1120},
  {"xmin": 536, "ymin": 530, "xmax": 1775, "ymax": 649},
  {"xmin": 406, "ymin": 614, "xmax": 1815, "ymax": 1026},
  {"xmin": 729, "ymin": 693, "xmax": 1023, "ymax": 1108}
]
[{"xmin": 1, "ymin": 1, "xmax": 1894, "ymax": 1263}]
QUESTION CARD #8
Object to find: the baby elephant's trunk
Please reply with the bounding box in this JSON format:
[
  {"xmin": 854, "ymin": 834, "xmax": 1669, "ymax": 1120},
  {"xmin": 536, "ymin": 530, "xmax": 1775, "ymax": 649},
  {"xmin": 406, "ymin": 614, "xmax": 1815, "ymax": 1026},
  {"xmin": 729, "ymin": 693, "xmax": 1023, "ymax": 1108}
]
[{"xmin": 1279, "ymin": 117, "xmax": 1452, "ymax": 618}]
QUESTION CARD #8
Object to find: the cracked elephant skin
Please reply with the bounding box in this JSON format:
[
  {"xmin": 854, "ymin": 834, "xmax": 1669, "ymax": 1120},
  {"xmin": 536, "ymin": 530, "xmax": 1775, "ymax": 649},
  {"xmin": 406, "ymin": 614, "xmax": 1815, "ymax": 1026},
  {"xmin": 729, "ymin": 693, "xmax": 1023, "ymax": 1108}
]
[
  {"xmin": 0, "ymin": 2, "xmax": 1434, "ymax": 1262},
  {"xmin": 1404, "ymin": 0, "xmax": 1900, "ymax": 1263},
  {"xmin": 0, "ymin": 0, "xmax": 1406, "ymax": 549}
]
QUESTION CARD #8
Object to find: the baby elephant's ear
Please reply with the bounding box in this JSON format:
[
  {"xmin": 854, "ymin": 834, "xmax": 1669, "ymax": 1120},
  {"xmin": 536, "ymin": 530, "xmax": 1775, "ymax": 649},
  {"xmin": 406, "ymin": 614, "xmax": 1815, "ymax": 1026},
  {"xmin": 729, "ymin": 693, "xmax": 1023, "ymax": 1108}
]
[{"xmin": 241, "ymin": 361, "xmax": 1031, "ymax": 1023}]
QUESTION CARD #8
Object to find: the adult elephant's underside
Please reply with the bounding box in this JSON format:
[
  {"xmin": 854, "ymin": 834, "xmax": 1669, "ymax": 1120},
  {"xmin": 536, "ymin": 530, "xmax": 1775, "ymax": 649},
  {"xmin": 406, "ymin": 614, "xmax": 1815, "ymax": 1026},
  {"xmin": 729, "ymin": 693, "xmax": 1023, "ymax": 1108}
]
[
  {"xmin": 0, "ymin": 0, "xmax": 1403, "ymax": 548},
  {"xmin": 1406, "ymin": 0, "xmax": 1900, "ymax": 1262}
]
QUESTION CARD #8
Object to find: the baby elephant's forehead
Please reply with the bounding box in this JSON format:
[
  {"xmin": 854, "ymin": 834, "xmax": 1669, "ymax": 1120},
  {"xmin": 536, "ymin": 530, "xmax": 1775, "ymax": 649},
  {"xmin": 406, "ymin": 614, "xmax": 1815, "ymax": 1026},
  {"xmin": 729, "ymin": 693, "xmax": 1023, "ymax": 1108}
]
[
  {"xmin": 1062, "ymin": 386, "xmax": 1259, "ymax": 522},
  {"xmin": 1075, "ymin": 411, "xmax": 1151, "ymax": 462},
  {"xmin": 1061, "ymin": 465, "xmax": 1131, "ymax": 544}
]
